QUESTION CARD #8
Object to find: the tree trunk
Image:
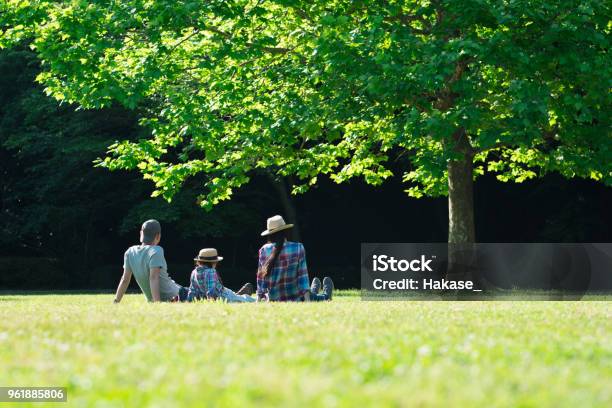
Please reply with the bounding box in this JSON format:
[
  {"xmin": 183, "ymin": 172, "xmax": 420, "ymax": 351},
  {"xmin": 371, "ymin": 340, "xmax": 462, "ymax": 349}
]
[
  {"xmin": 446, "ymin": 131, "xmax": 476, "ymax": 282},
  {"xmin": 268, "ymin": 174, "xmax": 302, "ymax": 242},
  {"xmin": 447, "ymin": 157, "xmax": 475, "ymax": 245}
]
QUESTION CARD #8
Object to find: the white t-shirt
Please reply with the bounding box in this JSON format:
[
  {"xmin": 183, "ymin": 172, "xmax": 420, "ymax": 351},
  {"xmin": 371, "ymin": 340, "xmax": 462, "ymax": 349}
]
[{"xmin": 123, "ymin": 244, "xmax": 180, "ymax": 302}]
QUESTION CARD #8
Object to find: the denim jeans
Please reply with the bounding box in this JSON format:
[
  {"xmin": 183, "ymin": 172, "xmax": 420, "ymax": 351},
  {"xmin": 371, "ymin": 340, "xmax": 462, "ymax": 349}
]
[
  {"xmin": 178, "ymin": 286, "xmax": 189, "ymax": 302},
  {"xmin": 221, "ymin": 287, "xmax": 256, "ymax": 303}
]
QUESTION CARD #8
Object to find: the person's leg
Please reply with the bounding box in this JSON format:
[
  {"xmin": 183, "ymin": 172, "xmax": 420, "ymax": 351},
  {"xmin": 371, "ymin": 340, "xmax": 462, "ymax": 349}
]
[
  {"xmin": 236, "ymin": 282, "xmax": 254, "ymax": 296},
  {"xmin": 309, "ymin": 277, "xmax": 334, "ymax": 301},
  {"xmin": 322, "ymin": 277, "xmax": 334, "ymax": 300},
  {"xmin": 310, "ymin": 277, "xmax": 321, "ymax": 294},
  {"xmin": 171, "ymin": 286, "xmax": 190, "ymax": 302},
  {"xmin": 220, "ymin": 287, "xmax": 255, "ymax": 303},
  {"xmin": 178, "ymin": 286, "xmax": 189, "ymax": 302},
  {"xmin": 186, "ymin": 290, "xmax": 202, "ymax": 302},
  {"xmin": 309, "ymin": 292, "xmax": 327, "ymax": 301},
  {"xmin": 306, "ymin": 277, "xmax": 326, "ymax": 301}
]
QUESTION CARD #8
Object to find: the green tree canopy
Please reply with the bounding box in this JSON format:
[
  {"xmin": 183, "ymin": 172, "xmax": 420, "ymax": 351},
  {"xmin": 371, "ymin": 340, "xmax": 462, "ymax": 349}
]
[{"xmin": 2, "ymin": 0, "xmax": 610, "ymax": 243}]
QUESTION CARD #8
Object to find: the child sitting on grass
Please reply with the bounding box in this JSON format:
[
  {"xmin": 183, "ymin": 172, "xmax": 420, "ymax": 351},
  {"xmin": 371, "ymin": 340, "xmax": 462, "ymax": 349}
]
[{"xmin": 187, "ymin": 248, "xmax": 255, "ymax": 303}]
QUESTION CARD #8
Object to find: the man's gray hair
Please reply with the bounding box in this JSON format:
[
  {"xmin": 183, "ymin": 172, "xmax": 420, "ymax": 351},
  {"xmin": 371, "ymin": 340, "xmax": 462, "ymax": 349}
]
[{"xmin": 141, "ymin": 219, "xmax": 161, "ymax": 244}]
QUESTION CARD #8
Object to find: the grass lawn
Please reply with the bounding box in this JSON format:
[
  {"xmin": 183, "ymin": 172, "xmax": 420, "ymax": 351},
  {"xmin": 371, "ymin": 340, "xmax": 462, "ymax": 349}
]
[{"xmin": 0, "ymin": 291, "xmax": 610, "ymax": 407}]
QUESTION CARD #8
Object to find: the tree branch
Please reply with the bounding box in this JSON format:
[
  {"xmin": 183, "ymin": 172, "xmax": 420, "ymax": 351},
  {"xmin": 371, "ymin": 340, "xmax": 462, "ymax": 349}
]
[
  {"xmin": 258, "ymin": 46, "xmax": 292, "ymax": 54},
  {"xmin": 202, "ymin": 26, "xmax": 232, "ymax": 39},
  {"xmin": 200, "ymin": 24, "xmax": 298, "ymax": 57},
  {"xmin": 476, "ymin": 125, "xmax": 559, "ymax": 153},
  {"xmin": 290, "ymin": 7, "xmax": 314, "ymax": 23},
  {"xmin": 169, "ymin": 29, "xmax": 200, "ymax": 53},
  {"xmin": 434, "ymin": 58, "xmax": 469, "ymax": 111}
]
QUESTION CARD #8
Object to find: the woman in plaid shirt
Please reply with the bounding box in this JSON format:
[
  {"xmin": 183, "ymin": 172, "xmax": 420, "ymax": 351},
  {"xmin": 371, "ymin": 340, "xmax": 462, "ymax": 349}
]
[{"xmin": 257, "ymin": 215, "xmax": 334, "ymax": 302}]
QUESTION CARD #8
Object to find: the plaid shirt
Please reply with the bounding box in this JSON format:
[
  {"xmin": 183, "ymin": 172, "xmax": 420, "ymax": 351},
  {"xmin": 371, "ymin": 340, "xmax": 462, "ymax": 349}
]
[
  {"xmin": 257, "ymin": 241, "xmax": 310, "ymax": 301},
  {"xmin": 188, "ymin": 266, "xmax": 224, "ymax": 300}
]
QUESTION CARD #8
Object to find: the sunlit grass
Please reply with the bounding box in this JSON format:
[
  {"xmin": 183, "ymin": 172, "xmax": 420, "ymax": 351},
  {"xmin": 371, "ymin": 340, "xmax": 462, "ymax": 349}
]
[{"xmin": 0, "ymin": 292, "xmax": 610, "ymax": 407}]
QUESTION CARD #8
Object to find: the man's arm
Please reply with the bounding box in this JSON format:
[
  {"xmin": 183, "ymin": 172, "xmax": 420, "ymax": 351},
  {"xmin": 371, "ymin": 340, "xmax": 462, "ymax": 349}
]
[
  {"xmin": 114, "ymin": 268, "xmax": 132, "ymax": 303},
  {"xmin": 149, "ymin": 267, "xmax": 161, "ymax": 302}
]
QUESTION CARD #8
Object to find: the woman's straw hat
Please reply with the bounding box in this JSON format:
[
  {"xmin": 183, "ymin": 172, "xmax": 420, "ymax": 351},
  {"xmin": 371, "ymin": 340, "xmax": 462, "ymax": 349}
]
[
  {"xmin": 194, "ymin": 248, "xmax": 223, "ymax": 262},
  {"xmin": 261, "ymin": 215, "xmax": 294, "ymax": 236}
]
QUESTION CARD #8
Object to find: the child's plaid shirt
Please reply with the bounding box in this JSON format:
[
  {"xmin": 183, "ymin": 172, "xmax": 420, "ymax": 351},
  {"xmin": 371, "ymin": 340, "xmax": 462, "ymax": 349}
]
[
  {"xmin": 188, "ymin": 266, "xmax": 223, "ymax": 300},
  {"xmin": 257, "ymin": 241, "xmax": 310, "ymax": 301}
]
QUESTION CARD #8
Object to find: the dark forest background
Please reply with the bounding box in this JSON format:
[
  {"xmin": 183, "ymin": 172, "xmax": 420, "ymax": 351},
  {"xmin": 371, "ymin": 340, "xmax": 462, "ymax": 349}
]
[{"xmin": 1, "ymin": 48, "xmax": 611, "ymax": 290}]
